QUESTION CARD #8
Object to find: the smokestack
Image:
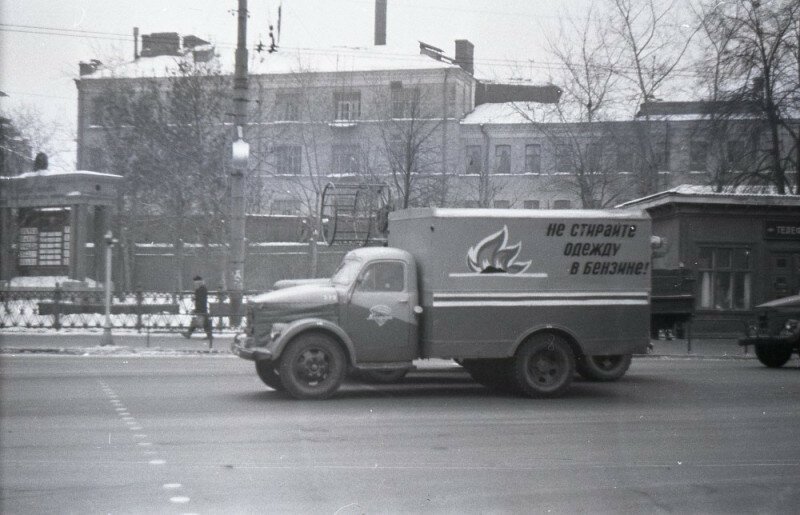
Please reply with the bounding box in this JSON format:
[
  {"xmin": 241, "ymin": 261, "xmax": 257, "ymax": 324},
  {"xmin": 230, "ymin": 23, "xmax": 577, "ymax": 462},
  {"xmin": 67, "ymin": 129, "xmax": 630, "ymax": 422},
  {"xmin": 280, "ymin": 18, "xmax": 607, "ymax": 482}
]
[
  {"xmin": 133, "ymin": 27, "xmax": 139, "ymax": 60},
  {"xmin": 374, "ymin": 0, "xmax": 387, "ymax": 46},
  {"xmin": 455, "ymin": 39, "xmax": 474, "ymax": 75}
]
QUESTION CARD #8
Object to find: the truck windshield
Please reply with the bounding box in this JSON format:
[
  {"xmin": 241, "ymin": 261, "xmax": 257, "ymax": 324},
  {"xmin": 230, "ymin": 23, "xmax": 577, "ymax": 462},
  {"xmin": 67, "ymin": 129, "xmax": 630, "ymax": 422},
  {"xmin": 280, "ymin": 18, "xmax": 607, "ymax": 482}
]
[{"xmin": 331, "ymin": 257, "xmax": 362, "ymax": 286}]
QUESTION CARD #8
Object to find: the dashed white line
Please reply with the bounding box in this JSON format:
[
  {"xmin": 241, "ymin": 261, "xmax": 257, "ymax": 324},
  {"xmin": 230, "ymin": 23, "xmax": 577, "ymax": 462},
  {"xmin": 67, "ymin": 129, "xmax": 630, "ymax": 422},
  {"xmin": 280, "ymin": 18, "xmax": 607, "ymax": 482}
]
[
  {"xmin": 170, "ymin": 496, "xmax": 190, "ymax": 504},
  {"xmin": 163, "ymin": 483, "xmax": 182, "ymax": 489}
]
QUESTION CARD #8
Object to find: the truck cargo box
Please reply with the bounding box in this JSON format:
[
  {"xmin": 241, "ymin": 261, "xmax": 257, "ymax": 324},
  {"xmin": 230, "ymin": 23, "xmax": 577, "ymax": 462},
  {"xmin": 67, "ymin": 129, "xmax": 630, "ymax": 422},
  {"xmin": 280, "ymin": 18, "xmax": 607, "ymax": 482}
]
[{"xmin": 388, "ymin": 208, "xmax": 652, "ymax": 358}]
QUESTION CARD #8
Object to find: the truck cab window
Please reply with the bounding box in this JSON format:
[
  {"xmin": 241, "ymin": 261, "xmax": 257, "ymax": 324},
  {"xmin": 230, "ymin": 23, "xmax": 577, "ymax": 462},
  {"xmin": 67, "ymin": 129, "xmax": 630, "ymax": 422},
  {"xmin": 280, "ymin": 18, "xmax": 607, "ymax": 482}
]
[{"xmin": 357, "ymin": 262, "xmax": 404, "ymax": 292}]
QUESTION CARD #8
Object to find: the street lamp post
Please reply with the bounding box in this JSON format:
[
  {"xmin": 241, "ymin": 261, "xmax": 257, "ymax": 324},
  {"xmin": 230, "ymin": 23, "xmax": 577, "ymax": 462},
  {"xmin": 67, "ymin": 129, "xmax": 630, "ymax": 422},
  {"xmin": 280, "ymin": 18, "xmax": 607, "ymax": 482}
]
[
  {"xmin": 229, "ymin": 0, "xmax": 249, "ymax": 325},
  {"xmin": 100, "ymin": 231, "xmax": 117, "ymax": 346}
]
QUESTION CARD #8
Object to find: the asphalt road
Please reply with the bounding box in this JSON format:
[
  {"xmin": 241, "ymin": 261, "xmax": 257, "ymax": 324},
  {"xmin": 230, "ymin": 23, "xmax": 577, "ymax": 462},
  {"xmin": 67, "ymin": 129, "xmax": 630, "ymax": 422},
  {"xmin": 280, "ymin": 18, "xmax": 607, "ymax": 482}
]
[{"xmin": 1, "ymin": 355, "xmax": 799, "ymax": 514}]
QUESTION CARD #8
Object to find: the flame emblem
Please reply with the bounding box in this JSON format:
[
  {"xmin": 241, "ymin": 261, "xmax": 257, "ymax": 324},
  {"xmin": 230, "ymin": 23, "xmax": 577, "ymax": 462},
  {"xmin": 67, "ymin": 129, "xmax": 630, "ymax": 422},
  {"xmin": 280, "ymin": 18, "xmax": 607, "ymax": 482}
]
[
  {"xmin": 368, "ymin": 305, "xmax": 393, "ymax": 327},
  {"xmin": 467, "ymin": 226, "xmax": 532, "ymax": 274}
]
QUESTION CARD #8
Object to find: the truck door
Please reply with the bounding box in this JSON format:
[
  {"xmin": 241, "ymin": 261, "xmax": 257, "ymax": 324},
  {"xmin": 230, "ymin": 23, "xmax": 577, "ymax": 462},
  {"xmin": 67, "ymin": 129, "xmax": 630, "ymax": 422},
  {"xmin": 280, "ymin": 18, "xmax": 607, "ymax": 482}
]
[{"xmin": 344, "ymin": 260, "xmax": 418, "ymax": 363}]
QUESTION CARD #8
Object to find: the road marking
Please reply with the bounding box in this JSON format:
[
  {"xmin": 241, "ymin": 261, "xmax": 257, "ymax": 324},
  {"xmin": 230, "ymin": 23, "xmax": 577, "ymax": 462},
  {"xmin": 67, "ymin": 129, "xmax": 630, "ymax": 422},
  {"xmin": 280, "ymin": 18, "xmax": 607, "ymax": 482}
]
[
  {"xmin": 149, "ymin": 459, "xmax": 166, "ymax": 465},
  {"xmin": 133, "ymin": 434, "xmax": 147, "ymax": 439},
  {"xmin": 163, "ymin": 483, "xmax": 182, "ymax": 489},
  {"xmin": 137, "ymin": 442, "xmax": 152, "ymax": 447},
  {"xmin": 170, "ymin": 496, "xmax": 190, "ymax": 504},
  {"xmin": 130, "ymin": 426, "xmax": 143, "ymax": 431}
]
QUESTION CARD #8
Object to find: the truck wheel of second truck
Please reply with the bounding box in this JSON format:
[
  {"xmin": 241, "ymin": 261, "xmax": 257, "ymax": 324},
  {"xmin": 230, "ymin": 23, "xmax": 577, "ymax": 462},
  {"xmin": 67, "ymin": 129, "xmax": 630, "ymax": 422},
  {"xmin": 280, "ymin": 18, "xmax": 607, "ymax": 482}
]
[
  {"xmin": 754, "ymin": 344, "xmax": 792, "ymax": 368},
  {"xmin": 576, "ymin": 354, "xmax": 632, "ymax": 381},
  {"xmin": 255, "ymin": 360, "xmax": 285, "ymax": 391},
  {"xmin": 512, "ymin": 333, "xmax": 575, "ymax": 397}
]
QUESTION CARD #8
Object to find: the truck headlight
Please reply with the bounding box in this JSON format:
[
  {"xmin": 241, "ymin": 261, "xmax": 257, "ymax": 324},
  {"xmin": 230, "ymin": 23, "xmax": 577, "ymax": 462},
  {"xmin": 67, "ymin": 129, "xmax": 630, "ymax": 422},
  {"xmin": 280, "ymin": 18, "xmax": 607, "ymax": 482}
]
[{"xmin": 270, "ymin": 323, "xmax": 287, "ymax": 341}]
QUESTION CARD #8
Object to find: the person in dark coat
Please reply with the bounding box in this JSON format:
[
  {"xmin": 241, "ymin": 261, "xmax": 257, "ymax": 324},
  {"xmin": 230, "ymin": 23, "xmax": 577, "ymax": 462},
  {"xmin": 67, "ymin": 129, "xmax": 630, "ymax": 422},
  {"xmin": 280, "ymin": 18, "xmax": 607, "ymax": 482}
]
[{"xmin": 182, "ymin": 275, "xmax": 213, "ymax": 341}]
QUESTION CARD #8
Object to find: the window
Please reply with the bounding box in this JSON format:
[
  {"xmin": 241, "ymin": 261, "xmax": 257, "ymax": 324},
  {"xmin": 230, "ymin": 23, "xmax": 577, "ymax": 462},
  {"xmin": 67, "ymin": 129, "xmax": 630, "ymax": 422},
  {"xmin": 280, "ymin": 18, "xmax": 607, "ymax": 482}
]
[
  {"xmin": 357, "ymin": 261, "xmax": 405, "ymax": 292},
  {"xmin": 555, "ymin": 144, "xmax": 573, "ymax": 174},
  {"xmin": 523, "ymin": 200, "xmax": 540, "ymax": 209},
  {"xmin": 334, "ymin": 91, "xmax": 361, "ymax": 121},
  {"xmin": 617, "ymin": 146, "xmax": 634, "ymax": 174},
  {"xmin": 698, "ymin": 247, "xmax": 751, "ymax": 310},
  {"xmin": 85, "ymin": 147, "xmax": 103, "ymax": 171},
  {"xmin": 726, "ymin": 140, "xmax": 744, "ymax": 167},
  {"xmin": 493, "ymin": 200, "xmax": 510, "ymax": 208},
  {"xmin": 552, "ymin": 199, "xmax": 572, "ymax": 209},
  {"xmin": 690, "ymin": 140, "xmax": 708, "ymax": 171},
  {"xmin": 275, "ymin": 145, "xmax": 301, "ymax": 175},
  {"xmin": 275, "ymin": 92, "xmax": 300, "ymax": 121},
  {"xmin": 390, "ymin": 82, "xmax": 420, "ymax": 118},
  {"xmin": 90, "ymin": 98, "xmax": 104, "ymax": 126},
  {"xmin": 495, "ymin": 145, "xmax": 511, "ymax": 174},
  {"xmin": 587, "ymin": 142, "xmax": 603, "ymax": 172},
  {"xmin": 525, "ymin": 144, "xmax": 541, "ymax": 174},
  {"xmin": 466, "ymin": 145, "xmax": 482, "ymax": 174},
  {"xmin": 331, "ymin": 145, "xmax": 360, "ymax": 175}
]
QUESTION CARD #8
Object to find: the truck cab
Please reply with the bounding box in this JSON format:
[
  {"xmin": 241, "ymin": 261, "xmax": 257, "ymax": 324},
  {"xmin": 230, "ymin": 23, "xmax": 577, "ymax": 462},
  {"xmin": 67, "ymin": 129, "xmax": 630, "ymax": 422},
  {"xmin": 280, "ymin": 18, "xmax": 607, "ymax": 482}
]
[{"xmin": 234, "ymin": 247, "xmax": 421, "ymax": 398}]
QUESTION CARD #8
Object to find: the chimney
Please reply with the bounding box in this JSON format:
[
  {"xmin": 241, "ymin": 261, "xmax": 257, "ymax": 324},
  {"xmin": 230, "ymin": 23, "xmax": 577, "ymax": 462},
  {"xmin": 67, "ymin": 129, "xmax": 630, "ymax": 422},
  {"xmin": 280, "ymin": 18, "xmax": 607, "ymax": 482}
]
[
  {"xmin": 133, "ymin": 27, "xmax": 139, "ymax": 60},
  {"xmin": 79, "ymin": 59, "xmax": 102, "ymax": 76},
  {"xmin": 374, "ymin": 0, "xmax": 387, "ymax": 46},
  {"xmin": 140, "ymin": 32, "xmax": 181, "ymax": 57},
  {"xmin": 454, "ymin": 39, "xmax": 474, "ymax": 75}
]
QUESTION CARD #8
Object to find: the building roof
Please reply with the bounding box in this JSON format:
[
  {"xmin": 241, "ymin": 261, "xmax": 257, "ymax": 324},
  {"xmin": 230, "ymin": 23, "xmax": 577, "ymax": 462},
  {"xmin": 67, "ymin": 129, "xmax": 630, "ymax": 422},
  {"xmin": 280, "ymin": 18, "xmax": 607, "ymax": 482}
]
[
  {"xmin": 617, "ymin": 184, "xmax": 800, "ymax": 210},
  {"xmin": 82, "ymin": 45, "xmax": 462, "ymax": 80},
  {"xmin": 460, "ymin": 102, "xmax": 563, "ymax": 125}
]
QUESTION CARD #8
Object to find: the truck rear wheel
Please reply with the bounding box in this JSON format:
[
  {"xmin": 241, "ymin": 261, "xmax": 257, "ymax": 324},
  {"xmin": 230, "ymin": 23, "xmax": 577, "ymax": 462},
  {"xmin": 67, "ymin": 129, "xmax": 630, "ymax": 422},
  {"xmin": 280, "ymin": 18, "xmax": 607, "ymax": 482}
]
[
  {"xmin": 754, "ymin": 344, "xmax": 792, "ymax": 368},
  {"xmin": 255, "ymin": 360, "xmax": 284, "ymax": 391},
  {"xmin": 576, "ymin": 354, "xmax": 632, "ymax": 381},
  {"xmin": 511, "ymin": 333, "xmax": 575, "ymax": 397},
  {"xmin": 279, "ymin": 333, "xmax": 346, "ymax": 399}
]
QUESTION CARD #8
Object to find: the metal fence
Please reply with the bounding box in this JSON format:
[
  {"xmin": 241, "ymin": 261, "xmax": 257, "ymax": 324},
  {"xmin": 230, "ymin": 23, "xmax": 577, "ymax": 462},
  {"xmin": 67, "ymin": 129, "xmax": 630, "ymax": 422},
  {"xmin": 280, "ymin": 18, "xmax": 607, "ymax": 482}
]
[{"xmin": 0, "ymin": 287, "xmax": 256, "ymax": 333}]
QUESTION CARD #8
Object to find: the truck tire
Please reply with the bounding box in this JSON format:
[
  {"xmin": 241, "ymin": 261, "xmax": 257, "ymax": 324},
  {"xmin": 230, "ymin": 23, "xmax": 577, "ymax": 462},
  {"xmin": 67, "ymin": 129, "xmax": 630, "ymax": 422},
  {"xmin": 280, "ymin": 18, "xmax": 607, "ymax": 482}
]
[
  {"xmin": 279, "ymin": 333, "xmax": 346, "ymax": 399},
  {"xmin": 511, "ymin": 333, "xmax": 575, "ymax": 397},
  {"xmin": 576, "ymin": 354, "xmax": 632, "ymax": 382},
  {"xmin": 255, "ymin": 360, "xmax": 285, "ymax": 391},
  {"xmin": 355, "ymin": 369, "xmax": 409, "ymax": 383},
  {"xmin": 754, "ymin": 344, "xmax": 792, "ymax": 368}
]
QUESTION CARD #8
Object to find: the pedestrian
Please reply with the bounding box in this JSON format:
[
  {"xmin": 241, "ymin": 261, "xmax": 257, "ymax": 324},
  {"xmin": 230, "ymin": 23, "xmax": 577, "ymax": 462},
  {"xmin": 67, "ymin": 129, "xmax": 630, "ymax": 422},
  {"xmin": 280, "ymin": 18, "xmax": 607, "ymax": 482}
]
[{"xmin": 182, "ymin": 275, "xmax": 213, "ymax": 343}]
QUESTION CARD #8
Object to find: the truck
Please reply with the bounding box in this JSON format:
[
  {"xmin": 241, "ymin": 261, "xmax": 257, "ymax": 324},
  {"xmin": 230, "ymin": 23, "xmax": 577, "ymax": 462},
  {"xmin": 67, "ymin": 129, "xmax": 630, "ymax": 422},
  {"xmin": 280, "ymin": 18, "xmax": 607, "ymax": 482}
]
[
  {"xmin": 739, "ymin": 294, "xmax": 800, "ymax": 368},
  {"xmin": 233, "ymin": 207, "xmax": 653, "ymax": 399}
]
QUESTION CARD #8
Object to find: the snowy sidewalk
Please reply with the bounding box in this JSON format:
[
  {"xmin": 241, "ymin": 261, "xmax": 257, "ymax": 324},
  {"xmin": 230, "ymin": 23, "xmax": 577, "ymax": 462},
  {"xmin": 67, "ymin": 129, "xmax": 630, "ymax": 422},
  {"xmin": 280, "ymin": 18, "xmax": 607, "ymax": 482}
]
[{"xmin": 0, "ymin": 331, "xmax": 752, "ymax": 361}]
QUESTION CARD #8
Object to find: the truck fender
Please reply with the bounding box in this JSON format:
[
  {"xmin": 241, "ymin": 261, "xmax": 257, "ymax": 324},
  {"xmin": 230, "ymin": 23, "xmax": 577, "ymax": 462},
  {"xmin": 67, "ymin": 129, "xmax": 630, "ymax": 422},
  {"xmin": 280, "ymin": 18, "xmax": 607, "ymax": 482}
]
[
  {"xmin": 272, "ymin": 318, "xmax": 357, "ymax": 365},
  {"xmin": 512, "ymin": 324, "xmax": 583, "ymax": 358}
]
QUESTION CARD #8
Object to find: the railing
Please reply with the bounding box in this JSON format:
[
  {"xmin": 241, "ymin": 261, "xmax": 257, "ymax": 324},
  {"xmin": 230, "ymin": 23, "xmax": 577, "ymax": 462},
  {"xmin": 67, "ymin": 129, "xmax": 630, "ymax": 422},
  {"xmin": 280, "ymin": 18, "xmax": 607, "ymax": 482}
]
[{"xmin": 0, "ymin": 287, "xmax": 257, "ymax": 333}]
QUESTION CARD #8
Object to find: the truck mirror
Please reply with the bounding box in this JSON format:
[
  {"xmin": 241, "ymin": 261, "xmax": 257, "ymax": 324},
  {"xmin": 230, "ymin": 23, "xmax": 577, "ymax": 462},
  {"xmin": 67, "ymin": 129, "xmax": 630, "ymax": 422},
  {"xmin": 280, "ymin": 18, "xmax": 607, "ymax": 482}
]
[{"xmin": 413, "ymin": 305, "xmax": 423, "ymax": 315}]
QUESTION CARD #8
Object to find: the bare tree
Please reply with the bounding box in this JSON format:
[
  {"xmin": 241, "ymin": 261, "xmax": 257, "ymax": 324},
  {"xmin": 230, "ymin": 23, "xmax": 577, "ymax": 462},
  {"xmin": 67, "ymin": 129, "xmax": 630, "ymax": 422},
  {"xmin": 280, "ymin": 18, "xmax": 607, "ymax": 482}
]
[
  {"xmin": 609, "ymin": 0, "xmax": 699, "ymax": 195},
  {"xmin": 698, "ymin": 0, "xmax": 799, "ymax": 194},
  {"xmin": 92, "ymin": 56, "xmax": 231, "ymax": 290}
]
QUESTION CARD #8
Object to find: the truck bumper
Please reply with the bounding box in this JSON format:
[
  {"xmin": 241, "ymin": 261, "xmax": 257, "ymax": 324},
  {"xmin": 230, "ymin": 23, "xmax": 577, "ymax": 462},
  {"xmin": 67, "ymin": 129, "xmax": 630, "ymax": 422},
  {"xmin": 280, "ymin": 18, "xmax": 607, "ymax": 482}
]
[{"xmin": 231, "ymin": 335, "xmax": 274, "ymax": 361}]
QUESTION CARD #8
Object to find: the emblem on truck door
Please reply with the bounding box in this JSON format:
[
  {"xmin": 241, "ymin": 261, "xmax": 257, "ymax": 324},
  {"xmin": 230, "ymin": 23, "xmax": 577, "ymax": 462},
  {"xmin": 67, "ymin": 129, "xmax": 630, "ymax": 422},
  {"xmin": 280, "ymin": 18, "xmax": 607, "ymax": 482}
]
[
  {"xmin": 368, "ymin": 305, "xmax": 393, "ymax": 326},
  {"xmin": 467, "ymin": 226, "xmax": 532, "ymax": 274}
]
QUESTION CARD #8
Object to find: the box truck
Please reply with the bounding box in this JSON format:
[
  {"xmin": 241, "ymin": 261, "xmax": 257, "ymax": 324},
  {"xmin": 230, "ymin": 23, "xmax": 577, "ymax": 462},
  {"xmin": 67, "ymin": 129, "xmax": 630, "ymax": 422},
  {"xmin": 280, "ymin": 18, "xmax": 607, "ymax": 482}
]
[{"xmin": 233, "ymin": 208, "xmax": 653, "ymax": 399}]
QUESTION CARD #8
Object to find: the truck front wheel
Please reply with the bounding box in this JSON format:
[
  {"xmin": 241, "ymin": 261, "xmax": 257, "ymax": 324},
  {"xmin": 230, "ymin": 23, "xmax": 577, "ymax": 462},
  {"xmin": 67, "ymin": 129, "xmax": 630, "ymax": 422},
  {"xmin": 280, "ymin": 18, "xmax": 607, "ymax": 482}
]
[
  {"xmin": 576, "ymin": 354, "xmax": 632, "ymax": 381},
  {"xmin": 255, "ymin": 360, "xmax": 285, "ymax": 391},
  {"xmin": 512, "ymin": 333, "xmax": 575, "ymax": 397},
  {"xmin": 754, "ymin": 344, "xmax": 792, "ymax": 368},
  {"xmin": 279, "ymin": 333, "xmax": 346, "ymax": 399}
]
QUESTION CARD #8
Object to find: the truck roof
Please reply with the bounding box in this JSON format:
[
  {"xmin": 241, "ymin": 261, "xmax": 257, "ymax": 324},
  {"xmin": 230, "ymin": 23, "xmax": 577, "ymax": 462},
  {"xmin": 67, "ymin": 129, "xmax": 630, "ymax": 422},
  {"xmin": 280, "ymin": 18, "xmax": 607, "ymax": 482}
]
[
  {"xmin": 390, "ymin": 207, "xmax": 648, "ymax": 221},
  {"xmin": 345, "ymin": 246, "xmax": 413, "ymax": 262}
]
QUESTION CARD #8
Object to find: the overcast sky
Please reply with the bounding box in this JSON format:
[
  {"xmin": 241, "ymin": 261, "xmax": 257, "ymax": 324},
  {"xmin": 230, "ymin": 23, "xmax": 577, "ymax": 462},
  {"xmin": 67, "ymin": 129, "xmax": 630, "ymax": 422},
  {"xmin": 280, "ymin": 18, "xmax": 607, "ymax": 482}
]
[{"xmin": 0, "ymin": 0, "xmax": 597, "ymax": 168}]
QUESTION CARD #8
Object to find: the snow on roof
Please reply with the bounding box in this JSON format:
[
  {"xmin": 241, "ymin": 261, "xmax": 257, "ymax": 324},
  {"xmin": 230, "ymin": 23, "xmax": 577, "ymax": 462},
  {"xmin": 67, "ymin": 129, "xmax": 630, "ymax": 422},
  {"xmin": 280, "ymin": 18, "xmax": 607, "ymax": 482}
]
[
  {"xmin": 460, "ymin": 102, "xmax": 563, "ymax": 125},
  {"xmin": 3, "ymin": 169, "xmax": 122, "ymax": 180},
  {"xmin": 618, "ymin": 184, "xmax": 800, "ymax": 209},
  {"xmin": 84, "ymin": 45, "xmax": 461, "ymax": 80}
]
